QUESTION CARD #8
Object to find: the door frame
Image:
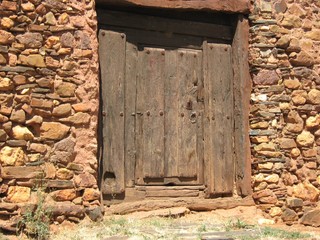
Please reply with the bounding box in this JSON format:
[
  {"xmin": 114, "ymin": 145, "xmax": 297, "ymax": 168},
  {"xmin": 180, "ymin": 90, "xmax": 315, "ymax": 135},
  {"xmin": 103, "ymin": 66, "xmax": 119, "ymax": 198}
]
[{"xmin": 96, "ymin": 5, "xmax": 252, "ymax": 200}]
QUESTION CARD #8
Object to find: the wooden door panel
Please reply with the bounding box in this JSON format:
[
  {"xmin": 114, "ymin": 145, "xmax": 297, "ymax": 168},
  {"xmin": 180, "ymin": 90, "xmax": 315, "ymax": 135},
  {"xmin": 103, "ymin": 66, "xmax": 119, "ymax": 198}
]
[
  {"xmin": 175, "ymin": 50, "xmax": 202, "ymax": 179},
  {"xmin": 135, "ymin": 47, "xmax": 166, "ymax": 184},
  {"xmin": 99, "ymin": 30, "xmax": 126, "ymax": 194},
  {"xmin": 203, "ymin": 43, "xmax": 234, "ymax": 195}
]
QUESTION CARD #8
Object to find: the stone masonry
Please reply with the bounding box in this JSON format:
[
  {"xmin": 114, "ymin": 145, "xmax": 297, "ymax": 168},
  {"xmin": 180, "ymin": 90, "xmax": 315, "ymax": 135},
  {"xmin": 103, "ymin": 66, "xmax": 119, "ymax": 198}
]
[
  {"xmin": 1, "ymin": 0, "xmax": 320, "ymax": 230},
  {"xmin": 250, "ymin": 0, "xmax": 320, "ymax": 226},
  {"xmin": 0, "ymin": 0, "xmax": 100, "ymax": 228}
]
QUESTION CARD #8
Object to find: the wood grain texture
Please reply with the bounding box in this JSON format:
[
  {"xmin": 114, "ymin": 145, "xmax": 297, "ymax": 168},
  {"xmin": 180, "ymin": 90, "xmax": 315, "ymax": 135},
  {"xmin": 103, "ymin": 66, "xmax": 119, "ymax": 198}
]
[
  {"xmin": 232, "ymin": 16, "xmax": 252, "ymax": 196},
  {"xmin": 99, "ymin": 30, "xmax": 126, "ymax": 194},
  {"xmin": 96, "ymin": 0, "xmax": 250, "ymax": 14},
  {"xmin": 124, "ymin": 42, "xmax": 138, "ymax": 187},
  {"xmin": 135, "ymin": 47, "xmax": 165, "ymax": 181},
  {"xmin": 98, "ymin": 10, "xmax": 233, "ymax": 41},
  {"xmin": 203, "ymin": 42, "xmax": 234, "ymax": 196}
]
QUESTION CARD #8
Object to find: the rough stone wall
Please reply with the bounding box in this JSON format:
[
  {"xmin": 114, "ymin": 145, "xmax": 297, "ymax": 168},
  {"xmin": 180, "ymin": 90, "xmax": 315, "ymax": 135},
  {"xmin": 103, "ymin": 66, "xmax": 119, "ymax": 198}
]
[
  {"xmin": 0, "ymin": 0, "xmax": 100, "ymax": 225},
  {"xmin": 249, "ymin": 0, "xmax": 320, "ymax": 225}
]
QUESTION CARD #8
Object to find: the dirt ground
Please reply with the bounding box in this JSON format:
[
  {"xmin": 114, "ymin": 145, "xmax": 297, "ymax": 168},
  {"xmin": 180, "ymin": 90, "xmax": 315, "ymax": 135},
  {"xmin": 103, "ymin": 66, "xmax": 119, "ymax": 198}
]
[
  {"xmin": 50, "ymin": 206, "xmax": 320, "ymax": 240},
  {"xmin": 4, "ymin": 206, "xmax": 320, "ymax": 240}
]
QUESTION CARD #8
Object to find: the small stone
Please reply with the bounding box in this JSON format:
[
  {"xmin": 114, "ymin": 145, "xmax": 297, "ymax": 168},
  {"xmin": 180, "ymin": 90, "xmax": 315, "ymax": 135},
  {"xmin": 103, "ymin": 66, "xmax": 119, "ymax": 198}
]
[
  {"xmin": 16, "ymin": 32, "xmax": 43, "ymax": 49},
  {"xmin": 74, "ymin": 173, "xmax": 96, "ymax": 188},
  {"xmin": 13, "ymin": 75, "xmax": 27, "ymax": 85},
  {"xmin": 253, "ymin": 70, "xmax": 280, "ymax": 85},
  {"xmin": 0, "ymin": 129, "xmax": 8, "ymax": 141},
  {"xmin": 308, "ymin": 89, "xmax": 320, "ymax": 104},
  {"xmin": 254, "ymin": 173, "xmax": 265, "ymax": 183},
  {"xmin": 274, "ymin": 0, "xmax": 287, "ymax": 13},
  {"xmin": 56, "ymin": 82, "xmax": 76, "ymax": 97},
  {"xmin": 281, "ymin": 208, "xmax": 297, "ymax": 222},
  {"xmin": 1, "ymin": 17, "xmax": 14, "ymax": 29},
  {"xmin": 305, "ymin": 30, "xmax": 320, "ymax": 41},
  {"xmin": 61, "ymin": 112, "xmax": 90, "ymax": 125},
  {"xmin": 293, "ymin": 181, "xmax": 320, "ymax": 202},
  {"xmin": 296, "ymin": 131, "xmax": 314, "ymax": 147},
  {"xmin": 85, "ymin": 206, "xmax": 103, "ymax": 221},
  {"xmin": 281, "ymin": 15, "xmax": 301, "ymax": 28},
  {"xmin": 72, "ymin": 197, "xmax": 83, "ymax": 205},
  {"xmin": 7, "ymin": 186, "xmax": 31, "ymax": 203},
  {"xmin": 30, "ymin": 98, "xmax": 53, "ymax": 109},
  {"xmin": 0, "ymin": 146, "xmax": 26, "ymax": 166},
  {"xmin": 58, "ymin": 13, "xmax": 69, "ymax": 25},
  {"xmin": 254, "ymin": 181, "xmax": 268, "ymax": 191},
  {"xmin": 279, "ymin": 138, "xmax": 296, "ymax": 149},
  {"xmin": 45, "ymin": 36, "xmax": 60, "ymax": 49},
  {"xmin": 276, "ymin": 35, "xmax": 290, "ymax": 48},
  {"xmin": 290, "ymin": 51, "xmax": 314, "ymax": 67},
  {"xmin": 0, "ymin": 30, "xmax": 14, "ymax": 44},
  {"xmin": 60, "ymin": 32, "xmax": 75, "ymax": 48},
  {"xmin": 56, "ymin": 168, "xmax": 74, "ymax": 180},
  {"xmin": 251, "ymin": 136, "xmax": 269, "ymax": 143},
  {"xmin": 67, "ymin": 163, "xmax": 84, "ymax": 172},
  {"xmin": 258, "ymin": 162, "xmax": 273, "ymax": 170},
  {"xmin": 45, "ymin": 12, "xmax": 57, "ymax": 25},
  {"xmin": 250, "ymin": 121, "xmax": 269, "ymax": 129},
  {"xmin": 21, "ymin": 2, "xmax": 35, "ymax": 11},
  {"xmin": 0, "ymin": 114, "xmax": 9, "ymax": 123},
  {"xmin": 284, "ymin": 79, "xmax": 300, "ymax": 89},
  {"xmin": 0, "ymin": 77, "xmax": 14, "ymax": 91},
  {"xmin": 286, "ymin": 197, "xmax": 303, "ymax": 208},
  {"xmin": 26, "ymin": 116, "xmax": 43, "ymax": 125},
  {"xmin": 265, "ymin": 174, "xmax": 279, "ymax": 183},
  {"xmin": 305, "ymin": 161, "xmax": 317, "ymax": 169},
  {"xmin": 44, "ymin": 162, "xmax": 56, "ymax": 179},
  {"xmin": 52, "ymin": 189, "xmax": 77, "ymax": 201},
  {"xmin": 10, "ymin": 109, "xmax": 26, "ymax": 123},
  {"xmin": 306, "ymin": 115, "xmax": 320, "ymax": 129},
  {"xmin": 40, "ymin": 122, "xmax": 70, "ymax": 140},
  {"xmin": 254, "ymin": 142, "xmax": 275, "ymax": 152},
  {"xmin": 301, "ymin": 209, "xmax": 320, "ymax": 227},
  {"xmin": 72, "ymin": 103, "xmax": 91, "ymax": 112},
  {"xmin": 269, "ymin": 207, "xmax": 282, "ymax": 217},
  {"xmin": 12, "ymin": 126, "xmax": 34, "ymax": 141},
  {"xmin": 82, "ymin": 188, "xmax": 100, "ymax": 201},
  {"xmin": 29, "ymin": 143, "xmax": 47, "ymax": 154},
  {"xmin": 52, "ymin": 104, "xmax": 72, "ymax": 117},
  {"xmin": 302, "ymin": 148, "xmax": 317, "ymax": 158},
  {"xmin": 19, "ymin": 54, "xmax": 46, "ymax": 68}
]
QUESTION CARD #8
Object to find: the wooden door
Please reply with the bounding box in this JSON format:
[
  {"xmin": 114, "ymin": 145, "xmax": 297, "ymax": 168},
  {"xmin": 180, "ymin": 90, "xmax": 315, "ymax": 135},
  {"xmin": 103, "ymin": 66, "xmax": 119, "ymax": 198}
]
[{"xmin": 99, "ymin": 10, "xmax": 236, "ymax": 199}]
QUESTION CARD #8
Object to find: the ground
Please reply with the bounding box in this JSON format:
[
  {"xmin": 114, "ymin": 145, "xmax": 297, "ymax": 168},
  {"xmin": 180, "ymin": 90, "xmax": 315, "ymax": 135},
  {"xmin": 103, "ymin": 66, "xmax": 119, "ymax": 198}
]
[{"xmin": 2, "ymin": 206, "xmax": 320, "ymax": 240}]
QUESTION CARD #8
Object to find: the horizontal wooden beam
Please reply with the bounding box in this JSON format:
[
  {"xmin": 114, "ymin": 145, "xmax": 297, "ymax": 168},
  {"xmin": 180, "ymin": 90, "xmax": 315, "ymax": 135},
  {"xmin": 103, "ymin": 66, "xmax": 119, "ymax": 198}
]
[{"xmin": 96, "ymin": 0, "xmax": 250, "ymax": 14}]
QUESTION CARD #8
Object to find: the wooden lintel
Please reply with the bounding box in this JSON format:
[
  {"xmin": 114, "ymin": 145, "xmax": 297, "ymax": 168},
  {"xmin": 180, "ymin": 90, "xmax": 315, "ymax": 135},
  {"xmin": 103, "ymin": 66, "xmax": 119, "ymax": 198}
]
[{"xmin": 96, "ymin": 0, "xmax": 251, "ymax": 14}]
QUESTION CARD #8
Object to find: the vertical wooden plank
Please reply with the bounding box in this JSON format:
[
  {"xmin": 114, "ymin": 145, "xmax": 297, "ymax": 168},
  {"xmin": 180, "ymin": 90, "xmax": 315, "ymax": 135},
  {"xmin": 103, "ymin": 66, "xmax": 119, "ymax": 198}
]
[
  {"xmin": 124, "ymin": 42, "xmax": 138, "ymax": 187},
  {"xmin": 135, "ymin": 47, "xmax": 165, "ymax": 183},
  {"xmin": 232, "ymin": 15, "xmax": 252, "ymax": 196},
  {"xmin": 177, "ymin": 50, "xmax": 202, "ymax": 179},
  {"xmin": 99, "ymin": 30, "xmax": 125, "ymax": 194},
  {"xmin": 164, "ymin": 50, "xmax": 179, "ymax": 178},
  {"xmin": 203, "ymin": 42, "xmax": 234, "ymax": 195}
]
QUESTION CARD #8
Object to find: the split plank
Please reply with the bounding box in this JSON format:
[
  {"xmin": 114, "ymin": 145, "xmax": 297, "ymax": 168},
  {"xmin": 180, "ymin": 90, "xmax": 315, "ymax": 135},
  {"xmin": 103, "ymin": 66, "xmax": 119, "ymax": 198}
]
[
  {"xmin": 99, "ymin": 30, "xmax": 126, "ymax": 194},
  {"xmin": 135, "ymin": 47, "xmax": 165, "ymax": 181},
  {"xmin": 203, "ymin": 43, "xmax": 234, "ymax": 195},
  {"xmin": 232, "ymin": 16, "xmax": 252, "ymax": 196},
  {"xmin": 124, "ymin": 42, "xmax": 138, "ymax": 187}
]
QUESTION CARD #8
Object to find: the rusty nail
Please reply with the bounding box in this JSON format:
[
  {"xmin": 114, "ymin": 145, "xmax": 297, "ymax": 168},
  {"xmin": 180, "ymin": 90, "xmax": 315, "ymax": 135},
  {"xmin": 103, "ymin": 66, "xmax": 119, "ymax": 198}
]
[
  {"xmin": 181, "ymin": 113, "xmax": 184, "ymax": 117},
  {"xmin": 194, "ymin": 54, "xmax": 197, "ymax": 58},
  {"xmin": 101, "ymin": 32, "xmax": 105, "ymax": 36},
  {"xmin": 121, "ymin": 33, "xmax": 125, "ymax": 38},
  {"xmin": 161, "ymin": 51, "xmax": 165, "ymax": 55},
  {"xmin": 210, "ymin": 46, "xmax": 213, "ymax": 49},
  {"xmin": 159, "ymin": 111, "xmax": 164, "ymax": 116},
  {"xmin": 224, "ymin": 47, "xmax": 228, "ymax": 51},
  {"xmin": 146, "ymin": 111, "xmax": 150, "ymax": 116},
  {"xmin": 180, "ymin": 52, "xmax": 183, "ymax": 56},
  {"xmin": 227, "ymin": 116, "xmax": 230, "ymax": 119},
  {"xmin": 211, "ymin": 116, "xmax": 215, "ymax": 120},
  {"xmin": 120, "ymin": 112, "xmax": 124, "ymax": 117},
  {"xmin": 131, "ymin": 112, "xmax": 136, "ymax": 116},
  {"xmin": 146, "ymin": 50, "xmax": 150, "ymax": 54},
  {"xmin": 102, "ymin": 111, "xmax": 106, "ymax": 116}
]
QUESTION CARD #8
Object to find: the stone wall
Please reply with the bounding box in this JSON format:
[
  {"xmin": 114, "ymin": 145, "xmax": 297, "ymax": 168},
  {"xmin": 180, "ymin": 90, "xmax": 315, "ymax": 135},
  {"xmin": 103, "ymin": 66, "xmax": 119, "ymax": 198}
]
[
  {"xmin": 249, "ymin": 0, "xmax": 320, "ymax": 225},
  {"xmin": 0, "ymin": 0, "xmax": 100, "ymax": 227}
]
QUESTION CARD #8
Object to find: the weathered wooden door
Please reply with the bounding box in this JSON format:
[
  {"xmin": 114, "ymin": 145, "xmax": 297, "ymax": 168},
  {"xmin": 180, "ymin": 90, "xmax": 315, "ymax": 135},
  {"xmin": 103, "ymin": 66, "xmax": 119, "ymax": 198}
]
[{"xmin": 98, "ymin": 10, "xmax": 236, "ymax": 200}]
